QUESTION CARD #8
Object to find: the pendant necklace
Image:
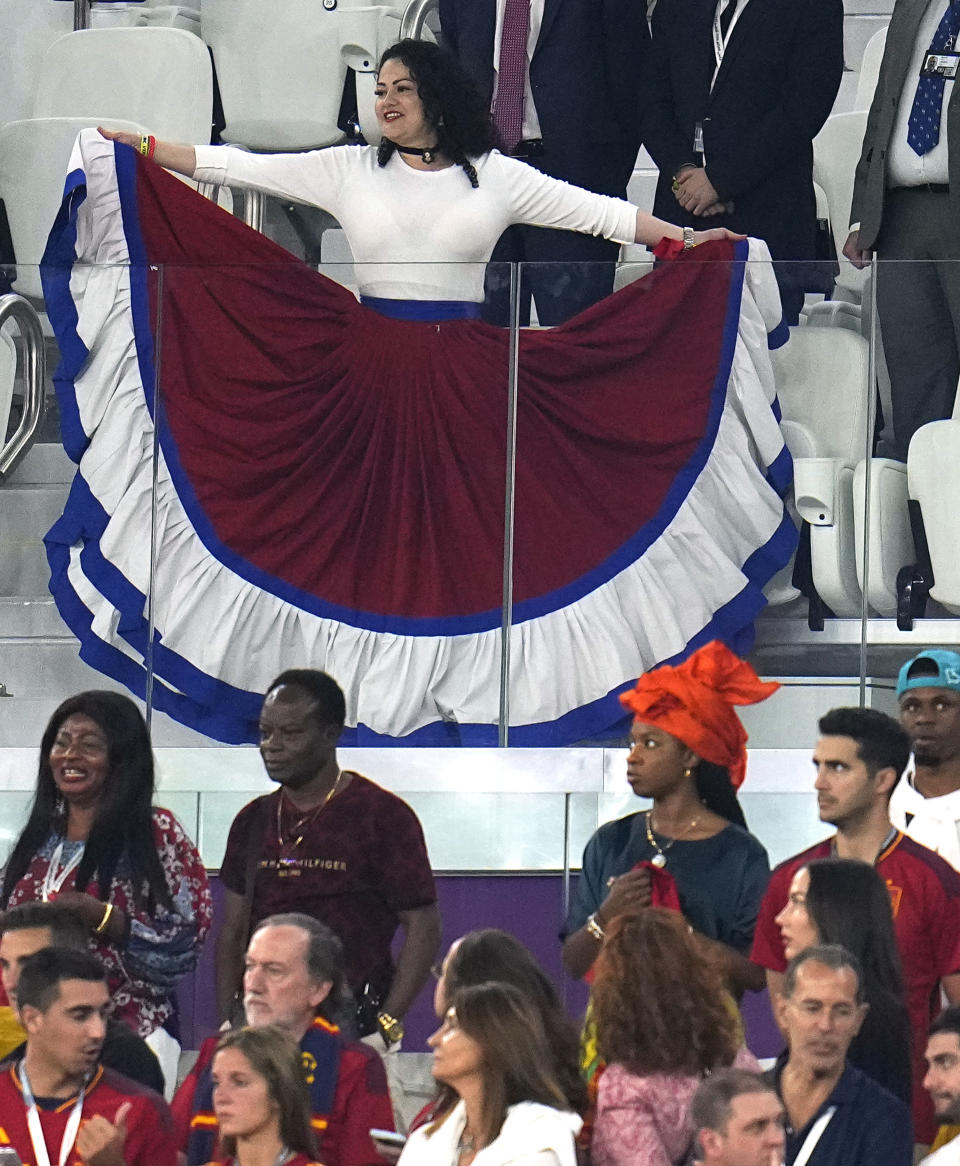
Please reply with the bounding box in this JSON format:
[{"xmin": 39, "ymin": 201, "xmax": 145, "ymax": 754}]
[
  {"xmin": 645, "ymin": 808, "xmax": 702, "ymax": 868},
  {"xmin": 277, "ymin": 769, "xmax": 344, "ymax": 870}
]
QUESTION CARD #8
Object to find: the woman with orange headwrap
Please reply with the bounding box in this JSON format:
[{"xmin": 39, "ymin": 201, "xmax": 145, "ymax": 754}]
[{"xmin": 561, "ymin": 641, "xmax": 775, "ymax": 994}]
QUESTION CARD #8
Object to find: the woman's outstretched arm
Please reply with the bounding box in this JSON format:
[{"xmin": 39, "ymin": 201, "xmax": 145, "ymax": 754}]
[
  {"xmin": 98, "ymin": 127, "xmax": 197, "ymax": 178},
  {"xmin": 634, "ymin": 208, "xmax": 744, "ymax": 249}
]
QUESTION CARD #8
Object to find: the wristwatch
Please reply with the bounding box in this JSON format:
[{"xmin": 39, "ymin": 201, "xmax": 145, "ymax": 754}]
[
  {"xmin": 377, "ymin": 1010, "xmax": 404, "ymax": 1046},
  {"xmin": 682, "ymin": 226, "xmax": 696, "ymax": 250}
]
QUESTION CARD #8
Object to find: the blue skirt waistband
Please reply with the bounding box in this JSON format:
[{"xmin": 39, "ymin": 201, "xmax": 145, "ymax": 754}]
[{"xmin": 360, "ymin": 296, "xmax": 482, "ymax": 321}]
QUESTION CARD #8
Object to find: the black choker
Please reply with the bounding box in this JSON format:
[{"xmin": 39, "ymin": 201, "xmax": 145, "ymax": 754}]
[{"xmin": 391, "ymin": 141, "xmax": 439, "ymax": 164}]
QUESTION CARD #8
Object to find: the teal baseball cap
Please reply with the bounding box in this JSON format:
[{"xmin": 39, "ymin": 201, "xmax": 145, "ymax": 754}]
[{"xmin": 896, "ymin": 649, "xmax": 960, "ymax": 698}]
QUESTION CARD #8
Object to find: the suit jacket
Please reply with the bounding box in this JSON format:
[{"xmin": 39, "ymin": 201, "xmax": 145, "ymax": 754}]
[
  {"xmin": 851, "ymin": 0, "xmax": 960, "ymax": 249},
  {"xmin": 642, "ymin": 0, "xmax": 844, "ymax": 260},
  {"xmin": 438, "ymin": 0, "xmax": 645, "ymax": 196}
]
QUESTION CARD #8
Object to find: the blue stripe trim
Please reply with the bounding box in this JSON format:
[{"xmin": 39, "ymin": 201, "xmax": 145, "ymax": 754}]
[
  {"xmin": 360, "ymin": 296, "xmax": 481, "ymax": 321},
  {"xmin": 40, "ymin": 167, "xmax": 90, "ymax": 462},
  {"xmin": 768, "ymin": 317, "xmax": 790, "ymax": 350}
]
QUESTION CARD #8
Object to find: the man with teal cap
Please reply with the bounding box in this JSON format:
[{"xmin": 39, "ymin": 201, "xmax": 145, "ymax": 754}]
[{"xmin": 891, "ymin": 649, "xmax": 960, "ymax": 871}]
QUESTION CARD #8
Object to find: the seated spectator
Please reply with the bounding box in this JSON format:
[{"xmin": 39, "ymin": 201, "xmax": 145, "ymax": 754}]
[
  {"xmin": 173, "ymin": 912, "xmax": 393, "ymax": 1166},
  {"xmin": 774, "ymin": 857, "xmax": 912, "ymax": 1103},
  {"xmin": 0, "ymin": 946, "xmax": 176, "ymax": 1166},
  {"xmin": 562, "ymin": 642, "xmax": 774, "ymax": 995},
  {"xmin": 207, "ymin": 1025, "xmax": 321, "ymax": 1166},
  {"xmin": 768, "ymin": 944, "xmax": 913, "ymax": 1166},
  {"xmin": 398, "ymin": 982, "xmax": 581, "ymax": 1166},
  {"xmin": 590, "ymin": 909, "xmax": 760, "ymax": 1166},
  {"xmin": 431, "ymin": 930, "xmax": 585, "ymax": 1116},
  {"xmin": 690, "ymin": 1069, "xmax": 786, "ymax": 1166},
  {"xmin": 922, "ymin": 1006, "xmax": 960, "ymax": 1164},
  {"xmin": 0, "ymin": 902, "xmax": 165, "ymax": 1093}
]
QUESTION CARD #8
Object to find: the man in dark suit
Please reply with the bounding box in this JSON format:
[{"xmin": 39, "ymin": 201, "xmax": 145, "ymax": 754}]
[
  {"xmin": 642, "ymin": 0, "xmax": 844, "ymax": 325},
  {"xmin": 438, "ymin": 0, "xmax": 645, "ymax": 325},
  {"xmin": 844, "ymin": 0, "xmax": 960, "ymax": 461}
]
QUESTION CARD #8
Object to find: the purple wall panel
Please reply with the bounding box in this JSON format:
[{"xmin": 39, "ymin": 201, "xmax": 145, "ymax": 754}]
[{"xmin": 178, "ymin": 875, "xmax": 783, "ymax": 1058}]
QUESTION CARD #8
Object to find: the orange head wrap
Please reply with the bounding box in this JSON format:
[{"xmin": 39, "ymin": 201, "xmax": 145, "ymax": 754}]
[{"xmin": 618, "ymin": 640, "xmax": 779, "ymax": 789}]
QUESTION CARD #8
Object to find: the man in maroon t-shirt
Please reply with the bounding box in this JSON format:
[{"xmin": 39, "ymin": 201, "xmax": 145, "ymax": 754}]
[
  {"xmin": 752, "ymin": 707, "xmax": 960, "ymax": 1145},
  {"xmin": 215, "ymin": 669, "xmax": 441, "ymax": 1051}
]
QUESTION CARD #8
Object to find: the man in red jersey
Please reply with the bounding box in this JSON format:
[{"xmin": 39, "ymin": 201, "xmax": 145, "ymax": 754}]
[
  {"xmin": 174, "ymin": 913, "xmax": 394, "ymax": 1166},
  {"xmin": 0, "ymin": 947, "xmax": 174, "ymax": 1166},
  {"xmin": 752, "ymin": 706, "xmax": 960, "ymax": 1146}
]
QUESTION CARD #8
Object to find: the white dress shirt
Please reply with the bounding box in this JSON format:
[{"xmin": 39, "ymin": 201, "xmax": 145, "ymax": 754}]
[{"xmin": 887, "ymin": 0, "xmax": 956, "ymax": 187}]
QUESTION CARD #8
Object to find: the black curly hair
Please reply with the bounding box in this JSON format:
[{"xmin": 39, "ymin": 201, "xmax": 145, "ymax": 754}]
[{"xmin": 376, "ymin": 39, "xmax": 498, "ymax": 188}]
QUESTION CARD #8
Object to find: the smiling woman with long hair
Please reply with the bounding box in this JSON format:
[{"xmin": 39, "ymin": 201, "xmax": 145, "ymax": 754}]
[
  {"xmin": 0, "ymin": 691, "xmax": 212, "ymax": 1055},
  {"xmin": 399, "ymin": 982, "xmax": 582, "ymax": 1166}
]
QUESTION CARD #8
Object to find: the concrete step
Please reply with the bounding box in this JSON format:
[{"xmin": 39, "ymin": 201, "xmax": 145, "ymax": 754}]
[{"xmin": 0, "ymin": 481, "xmax": 68, "ymax": 594}]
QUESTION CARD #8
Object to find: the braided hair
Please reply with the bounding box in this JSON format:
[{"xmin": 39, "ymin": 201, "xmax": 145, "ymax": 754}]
[{"xmin": 376, "ymin": 39, "xmax": 498, "ymax": 188}]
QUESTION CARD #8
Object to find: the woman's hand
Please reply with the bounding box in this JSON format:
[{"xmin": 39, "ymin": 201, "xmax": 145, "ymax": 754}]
[
  {"xmin": 97, "ymin": 127, "xmax": 142, "ymax": 151},
  {"xmin": 596, "ymin": 868, "xmax": 652, "ymax": 928},
  {"xmin": 97, "ymin": 127, "xmax": 198, "ymax": 178},
  {"xmin": 55, "ymin": 890, "xmax": 126, "ymax": 942},
  {"xmin": 692, "ymin": 227, "xmax": 747, "ymax": 244}
]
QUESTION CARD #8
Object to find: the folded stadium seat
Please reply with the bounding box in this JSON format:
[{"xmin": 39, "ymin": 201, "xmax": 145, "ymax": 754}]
[
  {"xmin": 905, "ymin": 419, "xmax": 960, "ymax": 615},
  {"xmin": 852, "ymin": 457, "xmax": 915, "ymax": 616},
  {"xmin": 854, "ymin": 26, "xmax": 889, "ymax": 112},
  {"xmin": 770, "ymin": 326, "xmax": 872, "ymax": 619},
  {"xmin": 202, "ymin": 0, "xmax": 409, "ymax": 151},
  {"xmin": 808, "ymin": 111, "xmax": 870, "ymax": 316}
]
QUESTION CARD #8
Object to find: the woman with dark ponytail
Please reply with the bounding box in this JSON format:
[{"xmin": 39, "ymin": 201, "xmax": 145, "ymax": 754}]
[
  {"xmin": 1, "ymin": 691, "xmax": 212, "ymax": 1062},
  {"xmin": 561, "ymin": 641, "xmax": 774, "ymax": 995}
]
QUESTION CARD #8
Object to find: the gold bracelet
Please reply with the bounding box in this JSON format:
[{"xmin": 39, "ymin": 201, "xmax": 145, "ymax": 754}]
[
  {"xmin": 585, "ymin": 912, "xmax": 605, "ymax": 942},
  {"xmin": 95, "ymin": 902, "xmax": 114, "ymax": 935}
]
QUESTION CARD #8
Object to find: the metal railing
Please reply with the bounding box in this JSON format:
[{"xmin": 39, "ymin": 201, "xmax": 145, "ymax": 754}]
[
  {"xmin": 0, "ymin": 296, "xmax": 47, "ymax": 482},
  {"xmin": 399, "ymin": 0, "xmax": 439, "ymax": 40}
]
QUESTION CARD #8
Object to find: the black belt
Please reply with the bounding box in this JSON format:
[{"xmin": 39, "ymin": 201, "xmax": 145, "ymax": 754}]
[
  {"xmin": 511, "ymin": 138, "xmax": 544, "ymax": 158},
  {"xmin": 895, "ymin": 182, "xmax": 950, "ymax": 194}
]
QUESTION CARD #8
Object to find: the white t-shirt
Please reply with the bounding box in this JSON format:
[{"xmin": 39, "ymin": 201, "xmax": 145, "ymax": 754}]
[
  {"xmin": 921, "ymin": 1134, "xmax": 960, "ymax": 1166},
  {"xmin": 192, "ymin": 144, "xmax": 637, "ymax": 302},
  {"xmin": 889, "ymin": 765, "xmax": 960, "ymax": 871}
]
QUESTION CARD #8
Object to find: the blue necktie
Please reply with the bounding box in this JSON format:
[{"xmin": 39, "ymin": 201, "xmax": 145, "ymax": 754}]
[{"xmin": 907, "ymin": 1, "xmax": 960, "ymax": 155}]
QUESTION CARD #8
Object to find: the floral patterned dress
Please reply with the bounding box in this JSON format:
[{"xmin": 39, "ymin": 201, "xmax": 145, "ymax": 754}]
[{"xmin": 6, "ymin": 807, "xmax": 213, "ymax": 1036}]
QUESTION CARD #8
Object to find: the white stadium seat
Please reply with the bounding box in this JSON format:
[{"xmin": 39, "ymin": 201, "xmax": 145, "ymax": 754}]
[
  {"xmin": 772, "ymin": 326, "xmax": 871, "ymax": 617},
  {"xmin": 854, "ymin": 26, "xmax": 889, "ymax": 112},
  {"xmin": 0, "ymin": 117, "xmax": 149, "ymax": 300},
  {"xmin": 907, "ymin": 414, "xmax": 960, "ymax": 615},
  {"xmin": 35, "ymin": 27, "xmax": 213, "ymax": 143},
  {"xmin": 812, "ymin": 111, "xmax": 869, "ymax": 305},
  {"xmin": 201, "ymin": 0, "xmax": 409, "ymax": 150}
]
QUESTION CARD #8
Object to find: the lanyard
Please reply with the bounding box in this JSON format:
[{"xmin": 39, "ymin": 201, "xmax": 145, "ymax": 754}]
[
  {"xmin": 41, "ymin": 841, "xmax": 84, "ymax": 902},
  {"xmin": 710, "ymin": 0, "xmax": 750, "ymax": 91},
  {"xmin": 792, "ymin": 1106, "xmax": 836, "ymax": 1166},
  {"xmin": 20, "ymin": 1063, "xmax": 87, "ymax": 1166}
]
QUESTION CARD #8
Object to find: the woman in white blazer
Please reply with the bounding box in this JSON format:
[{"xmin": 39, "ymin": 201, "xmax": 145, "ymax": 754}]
[{"xmin": 398, "ymin": 982, "xmax": 582, "ymax": 1166}]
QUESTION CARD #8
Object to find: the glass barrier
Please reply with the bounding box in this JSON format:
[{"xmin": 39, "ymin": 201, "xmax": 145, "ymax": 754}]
[{"xmin": 5, "ymin": 244, "xmax": 958, "ymax": 1044}]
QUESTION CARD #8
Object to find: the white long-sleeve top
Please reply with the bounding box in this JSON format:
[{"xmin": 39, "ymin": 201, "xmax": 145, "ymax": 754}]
[
  {"xmin": 397, "ymin": 1100, "xmax": 582, "ymax": 1166},
  {"xmin": 192, "ymin": 144, "xmax": 637, "ymax": 302}
]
